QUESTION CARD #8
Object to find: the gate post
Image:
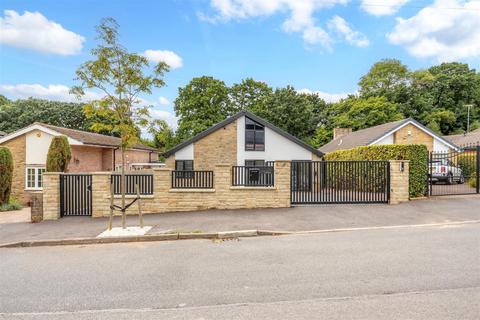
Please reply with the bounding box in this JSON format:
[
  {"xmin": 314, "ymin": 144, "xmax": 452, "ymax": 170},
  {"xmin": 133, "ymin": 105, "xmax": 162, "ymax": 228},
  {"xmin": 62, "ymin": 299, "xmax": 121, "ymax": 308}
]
[
  {"xmin": 389, "ymin": 160, "xmax": 410, "ymax": 205},
  {"xmin": 476, "ymin": 146, "xmax": 480, "ymax": 194},
  {"xmin": 42, "ymin": 173, "xmax": 61, "ymax": 220}
]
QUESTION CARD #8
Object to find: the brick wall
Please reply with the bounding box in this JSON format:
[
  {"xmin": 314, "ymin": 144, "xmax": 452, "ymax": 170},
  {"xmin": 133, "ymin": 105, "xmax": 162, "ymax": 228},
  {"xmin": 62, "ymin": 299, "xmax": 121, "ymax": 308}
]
[
  {"xmin": 70, "ymin": 146, "xmax": 104, "ymax": 172},
  {"xmin": 389, "ymin": 160, "xmax": 410, "ymax": 204},
  {"xmin": 193, "ymin": 121, "xmax": 237, "ymax": 170},
  {"xmin": 1, "ymin": 135, "xmax": 27, "ymax": 203},
  {"xmin": 394, "ymin": 124, "xmax": 434, "ymax": 151}
]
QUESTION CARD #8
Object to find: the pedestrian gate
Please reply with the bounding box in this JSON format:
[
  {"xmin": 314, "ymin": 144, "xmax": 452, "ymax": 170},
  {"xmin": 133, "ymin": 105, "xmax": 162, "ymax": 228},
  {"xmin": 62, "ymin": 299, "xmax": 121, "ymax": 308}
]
[
  {"xmin": 291, "ymin": 161, "xmax": 390, "ymax": 204},
  {"xmin": 60, "ymin": 174, "xmax": 92, "ymax": 216}
]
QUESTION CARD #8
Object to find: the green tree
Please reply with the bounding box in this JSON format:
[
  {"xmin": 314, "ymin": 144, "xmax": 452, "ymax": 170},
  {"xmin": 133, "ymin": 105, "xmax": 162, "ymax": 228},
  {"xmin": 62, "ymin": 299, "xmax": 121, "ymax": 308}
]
[
  {"xmin": 71, "ymin": 18, "xmax": 168, "ymax": 229},
  {"xmin": 149, "ymin": 119, "xmax": 176, "ymax": 154},
  {"xmin": 426, "ymin": 110, "xmax": 457, "ymax": 134},
  {"xmin": 0, "ymin": 98, "xmax": 88, "ymax": 134},
  {"xmin": 358, "ymin": 59, "xmax": 410, "ymax": 101},
  {"xmin": 0, "ymin": 147, "xmax": 13, "ymax": 205},
  {"xmin": 46, "ymin": 136, "xmax": 72, "ymax": 172},
  {"xmin": 229, "ymin": 78, "xmax": 272, "ymax": 114},
  {"xmin": 332, "ymin": 96, "xmax": 403, "ymax": 130},
  {"xmin": 174, "ymin": 76, "xmax": 230, "ymax": 142}
]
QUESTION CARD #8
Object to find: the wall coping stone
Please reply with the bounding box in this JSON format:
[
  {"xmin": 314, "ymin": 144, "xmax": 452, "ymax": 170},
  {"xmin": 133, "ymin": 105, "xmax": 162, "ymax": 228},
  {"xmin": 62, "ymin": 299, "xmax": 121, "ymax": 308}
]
[
  {"xmin": 169, "ymin": 189, "xmax": 216, "ymax": 193},
  {"xmin": 229, "ymin": 186, "xmax": 277, "ymax": 191}
]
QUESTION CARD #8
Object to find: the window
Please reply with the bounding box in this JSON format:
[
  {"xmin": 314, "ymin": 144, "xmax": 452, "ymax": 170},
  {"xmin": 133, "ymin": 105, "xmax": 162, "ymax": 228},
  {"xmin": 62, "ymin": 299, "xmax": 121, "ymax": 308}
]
[
  {"xmin": 245, "ymin": 117, "xmax": 265, "ymax": 151},
  {"xmin": 26, "ymin": 167, "xmax": 46, "ymax": 190},
  {"xmin": 245, "ymin": 160, "xmax": 265, "ymax": 167},
  {"xmin": 175, "ymin": 160, "xmax": 194, "ymax": 171}
]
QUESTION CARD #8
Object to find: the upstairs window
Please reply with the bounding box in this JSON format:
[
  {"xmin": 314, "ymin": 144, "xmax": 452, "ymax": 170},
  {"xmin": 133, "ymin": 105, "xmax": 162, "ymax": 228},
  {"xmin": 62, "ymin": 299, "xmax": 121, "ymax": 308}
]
[
  {"xmin": 245, "ymin": 117, "xmax": 265, "ymax": 151},
  {"xmin": 245, "ymin": 160, "xmax": 265, "ymax": 167}
]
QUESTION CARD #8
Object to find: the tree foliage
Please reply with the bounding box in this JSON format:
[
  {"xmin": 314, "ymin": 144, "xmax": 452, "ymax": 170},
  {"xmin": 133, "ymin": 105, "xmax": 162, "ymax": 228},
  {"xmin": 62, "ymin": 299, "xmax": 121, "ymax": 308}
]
[
  {"xmin": 46, "ymin": 136, "xmax": 72, "ymax": 172},
  {"xmin": 0, "ymin": 147, "xmax": 13, "ymax": 205}
]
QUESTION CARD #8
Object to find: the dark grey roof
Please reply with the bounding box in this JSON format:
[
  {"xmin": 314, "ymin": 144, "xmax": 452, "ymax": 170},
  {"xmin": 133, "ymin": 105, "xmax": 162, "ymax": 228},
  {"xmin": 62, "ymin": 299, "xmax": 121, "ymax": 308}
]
[
  {"xmin": 163, "ymin": 110, "xmax": 323, "ymax": 158},
  {"xmin": 319, "ymin": 118, "xmax": 459, "ymax": 153}
]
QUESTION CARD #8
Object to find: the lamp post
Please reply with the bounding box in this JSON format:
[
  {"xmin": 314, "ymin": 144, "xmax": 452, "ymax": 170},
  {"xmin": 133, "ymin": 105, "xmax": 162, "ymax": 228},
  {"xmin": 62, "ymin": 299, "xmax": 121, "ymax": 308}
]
[{"xmin": 465, "ymin": 104, "xmax": 474, "ymax": 133}]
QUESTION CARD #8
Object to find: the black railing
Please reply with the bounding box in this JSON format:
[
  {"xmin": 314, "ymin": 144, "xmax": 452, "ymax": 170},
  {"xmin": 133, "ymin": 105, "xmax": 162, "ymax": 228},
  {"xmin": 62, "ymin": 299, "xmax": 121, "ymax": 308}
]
[
  {"xmin": 172, "ymin": 171, "xmax": 214, "ymax": 189},
  {"xmin": 111, "ymin": 174, "xmax": 154, "ymax": 195},
  {"xmin": 232, "ymin": 166, "xmax": 275, "ymax": 187}
]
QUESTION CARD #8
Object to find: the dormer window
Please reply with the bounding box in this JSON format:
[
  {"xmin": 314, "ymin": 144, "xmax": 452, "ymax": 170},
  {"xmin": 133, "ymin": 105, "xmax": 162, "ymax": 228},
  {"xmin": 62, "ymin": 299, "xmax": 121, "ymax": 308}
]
[{"xmin": 245, "ymin": 117, "xmax": 265, "ymax": 151}]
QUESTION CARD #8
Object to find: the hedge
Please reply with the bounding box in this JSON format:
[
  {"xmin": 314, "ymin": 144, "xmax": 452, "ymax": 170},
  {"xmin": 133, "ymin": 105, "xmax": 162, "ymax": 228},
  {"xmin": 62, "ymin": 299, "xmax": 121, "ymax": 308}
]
[
  {"xmin": 0, "ymin": 147, "xmax": 14, "ymax": 205},
  {"xmin": 324, "ymin": 144, "xmax": 428, "ymax": 197},
  {"xmin": 46, "ymin": 136, "xmax": 72, "ymax": 172}
]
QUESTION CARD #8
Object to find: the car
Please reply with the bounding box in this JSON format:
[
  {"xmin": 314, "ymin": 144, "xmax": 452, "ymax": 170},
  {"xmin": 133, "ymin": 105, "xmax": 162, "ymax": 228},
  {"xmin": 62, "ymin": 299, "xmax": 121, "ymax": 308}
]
[{"xmin": 429, "ymin": 159, "xmax": 465, "ymax": 184}]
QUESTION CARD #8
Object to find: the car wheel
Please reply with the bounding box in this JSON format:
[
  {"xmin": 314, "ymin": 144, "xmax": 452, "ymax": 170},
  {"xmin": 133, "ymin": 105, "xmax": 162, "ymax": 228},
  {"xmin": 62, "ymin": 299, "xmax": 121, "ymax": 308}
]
[
  {"xmin": 458, "ymin": 174, "xmax": 465, "ymax": 184},
  {"xmin": 447, "ymin": 173, "xmax": 454, "ymax": 185}
]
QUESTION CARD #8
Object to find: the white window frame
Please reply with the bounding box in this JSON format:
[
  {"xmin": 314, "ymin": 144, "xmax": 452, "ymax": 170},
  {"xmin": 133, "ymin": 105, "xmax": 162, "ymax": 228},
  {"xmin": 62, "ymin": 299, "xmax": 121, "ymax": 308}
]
[{"xmin": 25, "ymin": 166, "xmax": 46, "ymax": 190}]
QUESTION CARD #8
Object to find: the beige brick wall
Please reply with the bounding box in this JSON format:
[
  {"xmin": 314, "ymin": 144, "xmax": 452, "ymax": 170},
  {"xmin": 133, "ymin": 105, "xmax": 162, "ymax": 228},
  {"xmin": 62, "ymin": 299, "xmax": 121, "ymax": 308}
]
[
  {"xmin": 1, "ymin": 135, "xmax": 27, "ymax": 203},
  {"xmin": 193, "ymin": 121, "xmax": 237, "ymax": 170},
  {"xmin": 42, "ymin": 173, "xmax": 60, "ymax": 220},
  {"xmin": 389, "ymin": 160, "xmax": 410, "ymax": 204},
  {"xmin": 394, "ymin": 124, "xmax": 434, "ymax": 151},
  {"xmin": 164, "ymin": 155, "xmax": 175, "ymax": 169}
]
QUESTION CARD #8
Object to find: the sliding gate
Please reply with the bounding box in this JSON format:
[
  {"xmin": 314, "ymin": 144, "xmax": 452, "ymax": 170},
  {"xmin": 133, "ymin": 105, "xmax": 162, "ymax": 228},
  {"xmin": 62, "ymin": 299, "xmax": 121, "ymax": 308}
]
[{"xmin": 291, "ymin": 161, "xmax": 390, "ymax": 204}]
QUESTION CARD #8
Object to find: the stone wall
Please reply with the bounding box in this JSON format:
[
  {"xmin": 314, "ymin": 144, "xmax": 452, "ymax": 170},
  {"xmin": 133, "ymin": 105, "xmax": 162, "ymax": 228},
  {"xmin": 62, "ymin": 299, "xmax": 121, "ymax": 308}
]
[
  {"xmin": 394, "ymin": 124, "xmax": 434, "ymax": 151},
  {"xmin": 389, "ymin": 160, "xmax": 410, "ymax": 204},
  {"xmin": 42, "ymin": 173, "xmax": 60, "ymax": 220}
]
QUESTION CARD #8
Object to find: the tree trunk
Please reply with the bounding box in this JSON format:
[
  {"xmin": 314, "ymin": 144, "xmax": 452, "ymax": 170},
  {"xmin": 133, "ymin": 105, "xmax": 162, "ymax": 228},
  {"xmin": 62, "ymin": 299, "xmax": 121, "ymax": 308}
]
[{"xmin": 121, "ymin": 146, "xmax": 126, "ymax": 229}]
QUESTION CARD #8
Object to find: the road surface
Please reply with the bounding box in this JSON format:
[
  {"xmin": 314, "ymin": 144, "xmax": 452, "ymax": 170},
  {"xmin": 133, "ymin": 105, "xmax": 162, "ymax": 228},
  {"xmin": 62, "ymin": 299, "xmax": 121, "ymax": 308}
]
[{"xmin": 1, "ymin": 223, "xmax": 479, "ymax": 319}]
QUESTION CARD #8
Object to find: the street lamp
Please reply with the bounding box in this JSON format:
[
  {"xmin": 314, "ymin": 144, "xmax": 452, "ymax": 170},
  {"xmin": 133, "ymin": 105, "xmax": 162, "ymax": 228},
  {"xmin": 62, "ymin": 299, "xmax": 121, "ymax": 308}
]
[{"xmin": 465, "ymin": 104, "xmax": 474, "ymax": 133}]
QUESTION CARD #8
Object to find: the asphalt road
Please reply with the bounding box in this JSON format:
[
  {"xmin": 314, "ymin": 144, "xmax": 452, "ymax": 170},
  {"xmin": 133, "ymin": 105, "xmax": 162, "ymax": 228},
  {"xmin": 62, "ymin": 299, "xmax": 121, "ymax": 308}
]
[{"xmin": 1, "ymin": 223, "xmax": 479, "ymax": 319}]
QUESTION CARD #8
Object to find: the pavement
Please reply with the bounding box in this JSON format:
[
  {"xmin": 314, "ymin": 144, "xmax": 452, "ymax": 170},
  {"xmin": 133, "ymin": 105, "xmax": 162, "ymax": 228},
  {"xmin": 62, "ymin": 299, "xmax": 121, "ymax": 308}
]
[
  {"xmin": 1, "ymin": 196, "xmax": 480, "ymax": 246},
  {"xmin": 0, "ymin": 223, "xmax": 479, "ymax": 319}
]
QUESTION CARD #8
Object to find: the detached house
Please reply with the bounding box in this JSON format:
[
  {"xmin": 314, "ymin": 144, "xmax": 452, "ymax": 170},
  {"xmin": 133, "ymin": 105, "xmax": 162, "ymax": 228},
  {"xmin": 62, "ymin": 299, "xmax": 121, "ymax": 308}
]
[
  {"xmin": 319, "ymin": 118, "xmax": 459, "ymax": 154},
  {"xmin": 163, "ymin": 110, "xmax": 324, "ymax": 170},
  {"xmin": 0, "ymin": 122, "xmax": 158, "ymax": 204}
]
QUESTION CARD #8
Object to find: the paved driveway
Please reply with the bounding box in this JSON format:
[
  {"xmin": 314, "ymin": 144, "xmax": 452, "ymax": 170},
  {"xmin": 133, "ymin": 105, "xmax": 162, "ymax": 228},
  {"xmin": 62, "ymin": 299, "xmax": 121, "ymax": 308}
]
[{"xmin": 0, "ymin": 196, "xmax": 479, "ymax": 245}]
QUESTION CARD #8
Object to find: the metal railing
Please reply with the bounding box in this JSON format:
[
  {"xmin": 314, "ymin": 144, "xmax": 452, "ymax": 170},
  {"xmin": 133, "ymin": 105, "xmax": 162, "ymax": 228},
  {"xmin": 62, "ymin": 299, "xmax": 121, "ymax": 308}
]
[
  {"xmin": 111, "ymin": 174, "xmax": 154, "ymax": 195},
  {"xmin": 171, "ymin": 170, "xmax": 214, "ymax": 189},
  {"xmin": 232, "ymin": 166, "xmax": 275, "ymax": 187}
]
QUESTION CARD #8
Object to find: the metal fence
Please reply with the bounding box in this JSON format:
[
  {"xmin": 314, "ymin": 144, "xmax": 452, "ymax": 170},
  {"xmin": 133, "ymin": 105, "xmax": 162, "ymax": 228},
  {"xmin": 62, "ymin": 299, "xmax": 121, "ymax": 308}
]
[
  {"xmin": 171, "ymin": 170, "xmax": 214, "ymax": 189},
  {"xmin": 232, "ymin": 166, "xmax": 275, "ymax": 187},
  {"xmin": 111, "ymin": 174, "xmax": 154, "ymax": 195},
  {"xmin": 291, "ymin": 161, "xmax": 390, "ymax": 204}
]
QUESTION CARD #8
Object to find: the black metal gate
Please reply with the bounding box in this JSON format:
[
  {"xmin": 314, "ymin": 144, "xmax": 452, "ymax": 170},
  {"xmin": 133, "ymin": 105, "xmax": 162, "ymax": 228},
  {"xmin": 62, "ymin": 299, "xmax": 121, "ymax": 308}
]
[
  {"xmin": 428, "ymin": 145, "xmax": 480, "ymax": 196},
  {"xmin": 60, "ymin": 174, "xmax": 92, "ymax": 216},
  {"xmin": 291, "ymin": 161, "xmax": 390, "ymax": 204}
]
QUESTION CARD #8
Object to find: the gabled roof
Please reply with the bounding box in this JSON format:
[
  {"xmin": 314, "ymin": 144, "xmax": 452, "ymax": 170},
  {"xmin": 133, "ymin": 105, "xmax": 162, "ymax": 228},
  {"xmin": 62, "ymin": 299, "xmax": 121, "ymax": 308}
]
[
  {"xmin": 319, "ymin": 118, "xmax": 460, "ymax": 153},
  {"xmin": 163, "ymin": 110, "xmax": 324, "ymax": 157},
  {"xmin": 0, "ymin": 122, "xmax": 157, "ymax": 152}
]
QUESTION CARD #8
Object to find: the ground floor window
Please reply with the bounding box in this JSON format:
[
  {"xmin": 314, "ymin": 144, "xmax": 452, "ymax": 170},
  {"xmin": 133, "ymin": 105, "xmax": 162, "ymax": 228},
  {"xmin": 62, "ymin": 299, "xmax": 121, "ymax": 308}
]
[
  {"xmin": 175, "ymin": 160, "xmax": 194, "ymax": 171},
  {"xmin": 245, "ymin": 160, "xmax": 265, "ymax": 167},
  {"xmin": 26, "ymin": 167, "xmax": 46, "ymax": 190}
]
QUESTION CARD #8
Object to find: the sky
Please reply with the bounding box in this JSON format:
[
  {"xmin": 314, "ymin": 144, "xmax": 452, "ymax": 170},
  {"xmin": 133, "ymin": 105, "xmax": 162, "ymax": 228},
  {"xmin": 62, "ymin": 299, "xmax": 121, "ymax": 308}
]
[{"xmin": 2, "ymin": 0, "xmax": 480, "ymax": 128}]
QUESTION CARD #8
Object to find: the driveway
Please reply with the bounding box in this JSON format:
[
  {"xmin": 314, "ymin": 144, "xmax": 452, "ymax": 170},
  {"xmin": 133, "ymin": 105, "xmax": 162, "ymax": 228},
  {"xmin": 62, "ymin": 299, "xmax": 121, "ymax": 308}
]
[
  {"xmin": 0, "ymin": 196, "xmax": 479, "ymax": 246},
  {"xmin": 0, "ymin": 207, "xmax": 30, "ymax": 224}
]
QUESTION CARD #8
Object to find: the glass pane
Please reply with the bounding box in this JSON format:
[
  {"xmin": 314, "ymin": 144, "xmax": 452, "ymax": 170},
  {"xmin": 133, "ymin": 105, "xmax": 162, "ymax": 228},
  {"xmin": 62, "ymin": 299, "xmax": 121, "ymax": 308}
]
[
  {"xmin": 175, "ymin": 161, "xmax": 184, "ymax": 171},
  {"xmin": 185, "ymin": 161, "xmax": 194, "ymax": 171},
  {"xmin": 245, "ymin": 130, "xmax": 255, "ymax": 150},
  {"xmin": 38, "ymin": 168, "xmax": 46, "ymax": 188},
  {"xmin": 27, "ymin": 168, "xmax": 35, "ymax": 188}
]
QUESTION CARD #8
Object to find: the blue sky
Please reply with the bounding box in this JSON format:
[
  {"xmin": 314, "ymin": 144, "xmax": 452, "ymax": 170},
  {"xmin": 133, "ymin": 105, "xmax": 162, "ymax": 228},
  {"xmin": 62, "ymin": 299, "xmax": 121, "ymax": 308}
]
[{"xmin": 2, "ymin": 0, "xmax": 480, "ymax": 127}]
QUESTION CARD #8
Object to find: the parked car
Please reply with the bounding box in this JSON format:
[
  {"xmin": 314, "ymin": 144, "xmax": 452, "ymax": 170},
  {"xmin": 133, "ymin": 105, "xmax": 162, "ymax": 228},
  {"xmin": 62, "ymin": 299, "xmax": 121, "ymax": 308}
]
[{"xmin": 429, "ymin": 159, "xmax": 465, "ymax": 184}]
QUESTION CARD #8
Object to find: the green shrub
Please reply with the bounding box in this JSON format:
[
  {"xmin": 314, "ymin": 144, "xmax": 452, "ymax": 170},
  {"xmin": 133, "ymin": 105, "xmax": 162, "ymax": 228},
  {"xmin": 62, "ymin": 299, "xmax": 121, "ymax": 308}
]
[
  {"xmin": 468, "ymin": 173, "xmax": 477, "ymax": 189},
  {"xmin": 324, "ymin": 144, "xmax": 429, "ymax": 198},
  {"xmin": 0, "ymin": 197, "xmax": 22, "ymax": 212},
  {"xmin": 46, "ymin": 136, "xmax": 72, "ymax": 172},
  {"xmin": 0, "ymin": 147, "xmax": 13, "ymax": 205},
  {"xmin": 457, "ymin": 154, "xmax": 477, "ymax": 178}
]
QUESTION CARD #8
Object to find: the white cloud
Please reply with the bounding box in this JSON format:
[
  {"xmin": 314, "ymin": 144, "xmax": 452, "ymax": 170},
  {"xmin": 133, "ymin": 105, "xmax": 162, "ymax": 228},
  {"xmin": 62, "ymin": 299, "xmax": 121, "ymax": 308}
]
[
  {"xmin": 0, "ymin": 10, "xmax": 84, "ymax": 55},
  {"xmin": 327, "ymin": 16, "xmax": 369, "ymax": 47},
  {"xmin": 201, "ymin": 0, "xmax": 369, "ymax": 49},
  {"xmin": 158, "ymin": 96, "xmax": 170, "ymax": 106},
  {"xmin": 361, "ymin": 0, "xmax": 410, "ymax": 16},
  {"xmin": 143, "ymin": 50, "xmax": 183, "ymax": 69},
  {"xmin": 0, "ymin": 84, "xmax": 101, "ymax": 102},
  {"xmin": 387, "ymin": 0, "xmax": 480, "ymax": 61},
  {"xmin": 150, "ymin": 109, "xmax": 178, "ymax": 129},
  {"xmin": 298, "ymin": 88, "xmax": 350, "ymax": 103}
]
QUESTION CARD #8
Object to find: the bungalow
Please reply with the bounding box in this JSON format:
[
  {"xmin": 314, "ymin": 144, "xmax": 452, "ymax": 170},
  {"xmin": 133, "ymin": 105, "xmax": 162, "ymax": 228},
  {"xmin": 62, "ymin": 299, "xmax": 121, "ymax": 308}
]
[
  {"xmin": 443, "ymin": 128, "xmax": 480, "ymax": 149},
  {"xmin": 319, "ymin": 118, "xmax": 459, "ymax": 154},
  {"xmin": 0, "ymin": 122, "xmax": 158, "ymax": 204},
  {"xmin": 163, "ymin": 110, "xmax": 324, "ymax": 170}
]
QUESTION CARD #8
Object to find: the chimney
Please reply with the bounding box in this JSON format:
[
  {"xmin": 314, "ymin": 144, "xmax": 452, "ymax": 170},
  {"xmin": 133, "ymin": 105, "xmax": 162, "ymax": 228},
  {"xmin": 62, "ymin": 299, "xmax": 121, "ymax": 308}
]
[{"xmin": 333, "ymin": 128, "xmax": 352, "ymax": 140}]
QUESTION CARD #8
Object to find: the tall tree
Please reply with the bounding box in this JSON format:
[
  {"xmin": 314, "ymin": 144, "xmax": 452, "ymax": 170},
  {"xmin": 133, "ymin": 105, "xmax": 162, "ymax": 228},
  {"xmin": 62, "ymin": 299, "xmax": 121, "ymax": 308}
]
[
  {"xmin": 174, "ymin": 76, "xmax": 230, "ymax": 142},
  {"xmin": 149, "ymin": 119, "xmax": 176, "ymax": 154},
  {"xmin": 0, "ymin": 147, "xmax": 13, "ymax": 205},
  {"xmin": 46, "ymin": 136, "xmax": 72, "ymax": 172},
  {"xmin": 71, "ymin": 18, "xmax": 168, "ymax": 229},
  {"xmin": 229, "ymin": 78, "xmax": 273, "ymax": 114}
]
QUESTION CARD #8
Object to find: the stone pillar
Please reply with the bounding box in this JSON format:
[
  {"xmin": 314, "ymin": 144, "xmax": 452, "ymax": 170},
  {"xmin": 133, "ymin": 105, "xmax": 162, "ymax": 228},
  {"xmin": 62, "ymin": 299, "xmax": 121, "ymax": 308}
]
[
  {"xmin": 274, "ymin": 161, "xmax": 291, "ymax": 208},
  {"xmin": 153, "ymin": 168, "xmax": 172, "ymax": 213},
  {"xmin": 30, "ymin": 191, "xmax": 43, "ymax": 223},
  {"xmin": 214, "ymin": 164, "xmax": 231, "ymax": 209},
  {"xmin": 42, "ymin": 173, "xmax": 60, "ymax": 220},
  {"xmin": 91, "ymin": 173, "xmax": 112, "ymax": 218},
  {"xmin": 389, "ymin": 160, "xmax": 410, "ymax": 205}
]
